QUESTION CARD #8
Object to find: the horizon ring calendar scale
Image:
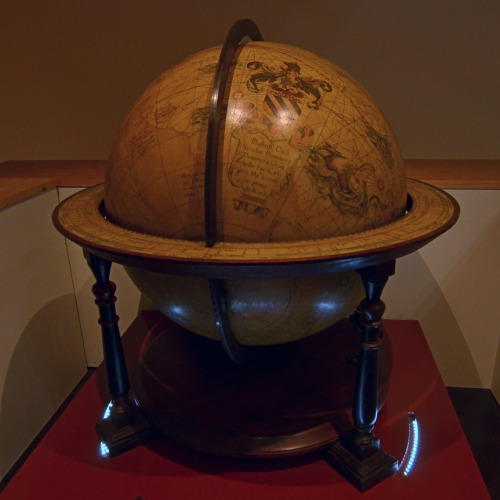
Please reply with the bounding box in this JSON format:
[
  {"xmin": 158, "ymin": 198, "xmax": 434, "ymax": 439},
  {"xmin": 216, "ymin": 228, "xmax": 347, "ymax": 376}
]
[{"xmin": 52, "ymin": 19, "xmax": 459, "ymax": 492}]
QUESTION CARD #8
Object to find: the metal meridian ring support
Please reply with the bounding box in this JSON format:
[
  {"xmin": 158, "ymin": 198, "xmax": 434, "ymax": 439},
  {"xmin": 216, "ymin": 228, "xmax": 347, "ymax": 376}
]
[
  {"xmin": 208, "ymin": 278, "xmax": 250, "ymax": 364},
  {"xmin": 205, "ymin": 19, "xmax": 263, "ymax": 363},
  {"xmin": 204, "ymin": 18, "xmax": 264, "ymax": 248}
]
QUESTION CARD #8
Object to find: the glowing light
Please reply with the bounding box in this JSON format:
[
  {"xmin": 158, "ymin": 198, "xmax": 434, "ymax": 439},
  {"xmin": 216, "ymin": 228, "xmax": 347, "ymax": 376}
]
[
  {"xmin": 398, "ymin": 412, "xmax": 420, "ymax": 477},
  {"xmin": 100, "ymin": 441, "xmax": 110, "ymax": 457},
  {"xmin": 170, "ymin": 305, "xmax": 186, "ymax": 317},
  {"xmin": 98, "ymin": 402, "xmax": 114, "ymax": 458},
  {"xmin": 314, "ymin": 301, "xmax": 336, "ymax": 313},
  {"xmin": 278, "ymin": 110, "xmax": 293, "ymax": 123},
  {"xmin": 103, "ymin": 401, "xmax": 113, "ymax": 419}
]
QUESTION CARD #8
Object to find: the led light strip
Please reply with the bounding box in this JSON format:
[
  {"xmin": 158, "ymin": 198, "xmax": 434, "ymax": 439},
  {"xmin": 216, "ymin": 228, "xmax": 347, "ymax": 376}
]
[
  {"xmin": 98, "ymin": 401, "xmax": 114, "ymax": 457},
  {"xmin": 398, "ymin": 412, "xmax": 419, "ymax": 477}
]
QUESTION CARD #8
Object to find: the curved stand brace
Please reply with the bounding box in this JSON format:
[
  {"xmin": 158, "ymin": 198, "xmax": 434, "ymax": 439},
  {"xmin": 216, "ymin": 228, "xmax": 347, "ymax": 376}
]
[
  {"xmin": 205, "ymin": 19, "xmax": 264, "ymax": 362},
  {"xmin": 205, "ymin": 19, "xmax": 263, "ymax": 247},
  {"xmin": 209, "ymin": 278, "xmax": 252, "ymax": 364},
  {"xmin": 85, "ymin": 251, "xmax": 155, "ymax": 456},
  {"xmin": 322, "ymin": 260, "xmax": 398, "ymax": 492}
]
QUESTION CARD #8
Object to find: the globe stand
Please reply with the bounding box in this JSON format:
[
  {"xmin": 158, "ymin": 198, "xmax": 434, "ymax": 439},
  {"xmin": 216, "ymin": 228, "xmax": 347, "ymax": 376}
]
[
  {"xmin": 86, "ymin": 247, "xmax": 396, "ymax": 489},
  {"xmin": 321, "ymin": 261, "xmax": 398, "ymax": 491},
  {"xmin": 52, "ymin": 18, "xmax": 460, "ymax": 492},
  {"xmin": 209, "ymin": 277, "xmax": 253, "ymax": 364},
  {"xmin": 85, "ymin": 251, "xmax": 156, "ymax": 456}
]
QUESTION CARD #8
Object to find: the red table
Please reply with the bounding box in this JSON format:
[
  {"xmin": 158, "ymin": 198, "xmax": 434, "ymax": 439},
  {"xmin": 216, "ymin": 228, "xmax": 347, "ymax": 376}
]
[{"xmin": 2, "ymin": 313, "xmax": 489, "ymax": 499}]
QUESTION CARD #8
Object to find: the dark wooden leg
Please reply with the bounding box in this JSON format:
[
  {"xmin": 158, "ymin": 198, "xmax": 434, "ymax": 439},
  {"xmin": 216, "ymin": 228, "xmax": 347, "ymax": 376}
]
[
  {"xmin": 322, "ymin": 261, "xmax": 398, "ymax": 491},
  {"xmin": 85, "ymin": 251, "xmax": 155, "ymax": 456}
]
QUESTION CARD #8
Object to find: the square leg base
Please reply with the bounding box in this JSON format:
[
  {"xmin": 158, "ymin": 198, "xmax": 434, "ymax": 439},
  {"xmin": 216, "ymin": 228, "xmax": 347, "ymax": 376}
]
[
  {"xmin": 321, "ymin": 441, "xmax": 399, "ymax": 492},
  {"xmin": 96, "ymin": 410, "xmax": 157, "ymax": 457}
]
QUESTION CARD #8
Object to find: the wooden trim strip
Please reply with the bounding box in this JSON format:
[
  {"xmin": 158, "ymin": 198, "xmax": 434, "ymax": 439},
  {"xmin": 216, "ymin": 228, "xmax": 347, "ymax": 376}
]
[
  {"xmin": 0, "ymin": 160, "xmax": 107, "ymax": 188},
  {"xmin": 405, "ymin": 159, "xmax": 500, "ymax": 190},
  {"xmin": 0, "ymin": 177, "xmax": 58, "ymax": 210}
]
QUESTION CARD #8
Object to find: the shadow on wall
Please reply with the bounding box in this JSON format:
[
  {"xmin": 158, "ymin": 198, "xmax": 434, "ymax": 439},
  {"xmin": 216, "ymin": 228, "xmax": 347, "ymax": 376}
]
[
  {"xmin": 0, "ymin": 294, "xmax": 87, "ymax": 480},
  {"xmin": 442, "ymin": 206, "xmax": 500, "ymax": 392},
  {"xmin": 409, "ymin": 203, "xmax": 500, "ymax": 390},
  {"xmin": 384, "ymin": 251, "xmax": 482, "ymax": 388}
]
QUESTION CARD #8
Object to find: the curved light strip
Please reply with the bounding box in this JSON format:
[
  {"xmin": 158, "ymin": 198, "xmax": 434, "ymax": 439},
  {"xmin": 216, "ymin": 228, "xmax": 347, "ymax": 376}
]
[
  {"xmin": 398, "ymin": 412, "xmax": 419, "ymax": 477},
  {"xmin": 103, "ymin": 401, "xmax": 113, "ymax": 419},
  {"xmin": 99, "ymin": 401, "xmax": 114, "ymax": 457}
]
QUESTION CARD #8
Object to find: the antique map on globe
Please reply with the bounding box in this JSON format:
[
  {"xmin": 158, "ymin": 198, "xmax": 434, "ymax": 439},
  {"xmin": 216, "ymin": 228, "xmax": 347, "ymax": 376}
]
[
  {"xmin": 51, "ymin": 26, "xmax": 460, "ymax": 475},
  {"xmin": 55, "ymin": 40, "xmax": 459, "ymax": 345},
  {"xmin": 104, "ymin": 42, "xmax": 407, "ymax": 244}
]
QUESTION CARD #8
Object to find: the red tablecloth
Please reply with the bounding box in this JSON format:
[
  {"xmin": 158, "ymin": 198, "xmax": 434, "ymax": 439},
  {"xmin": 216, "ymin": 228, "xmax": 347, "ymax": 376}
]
[{"xmin": 2, "ymin": 313, "xmax": 489, "ymax": 499}]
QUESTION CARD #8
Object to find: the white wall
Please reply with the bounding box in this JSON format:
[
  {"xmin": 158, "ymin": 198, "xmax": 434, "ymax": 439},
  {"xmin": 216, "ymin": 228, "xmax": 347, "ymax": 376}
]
[
  {"xmin": 0, "ymin": 190, "xmax": 87, "ymax": 480},
  {"xmin": 0, "ymin": 187, "xmax": 143, "ymax": 482},
  {"xmin": 385, "ymin": 189, "xmax": 500, "ymax": 390}
]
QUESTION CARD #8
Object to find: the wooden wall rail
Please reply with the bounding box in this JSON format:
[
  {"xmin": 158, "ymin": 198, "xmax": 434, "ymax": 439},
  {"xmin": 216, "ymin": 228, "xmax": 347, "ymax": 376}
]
[
  {"xmin": 1, "ymin": 159, "xmax": 499, "ymax": 210},
  {"xmin": 404, "ymin": 159, "xmax": 500, "ymax": 190},
  {"xmin": 0, "ymin": 160, "xmax": 107, "ymax": 188}
]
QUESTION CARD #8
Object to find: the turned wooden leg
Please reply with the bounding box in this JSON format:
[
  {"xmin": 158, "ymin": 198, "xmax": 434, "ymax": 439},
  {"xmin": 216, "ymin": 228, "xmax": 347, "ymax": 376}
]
[
  {"xmin": 351, "ymin": 261, "xmax": 395, "ymax": 456},
  {"xmin": 322, "ymin": 260, "xmax": 398, "ymax": 491},
  {"xmin": 85, "ymin": 251, "xmax": 132, "ymax": 419},
  {"xmin": 85, "ymin": 251, "xmax": 155, "ymax": 455}
]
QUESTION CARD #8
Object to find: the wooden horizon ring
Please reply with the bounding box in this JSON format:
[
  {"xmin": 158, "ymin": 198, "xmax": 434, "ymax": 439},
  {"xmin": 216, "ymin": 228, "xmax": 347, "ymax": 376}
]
[{"xmin": 53, "ymin": 178, "xmax": 459, "ymax": 278}]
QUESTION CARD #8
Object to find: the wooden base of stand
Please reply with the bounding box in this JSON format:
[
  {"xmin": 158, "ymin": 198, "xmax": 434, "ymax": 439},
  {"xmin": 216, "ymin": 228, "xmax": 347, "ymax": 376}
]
[
  {"xmin": 95, "ymin": 407, "xmax": 157, "ymax": 457},
  {"xmin": 131, "ymin": 317, "xmax": 392, "ymax": 459},
  {"xmin": 322, "ymin": 440, "xmax": 398, "ymax": 492}
]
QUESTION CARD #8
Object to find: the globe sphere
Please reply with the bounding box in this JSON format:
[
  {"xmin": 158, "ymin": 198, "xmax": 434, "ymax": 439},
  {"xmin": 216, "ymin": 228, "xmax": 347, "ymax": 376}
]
[{"xmin": 104, "ymin": 41, "xmax": 407, "ymax": 345}]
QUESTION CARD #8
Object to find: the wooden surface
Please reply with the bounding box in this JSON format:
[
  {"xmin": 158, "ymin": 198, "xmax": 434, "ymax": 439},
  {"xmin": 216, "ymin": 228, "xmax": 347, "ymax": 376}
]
[
  {"xmin": 0, "ymin": 159, "xmax": 106, "ymax": 185},
  {"xmin": 0, "ymin": 160, "xmax": 106, "ymax": 209},
  {"xmin": 0, "ymin": 159, "xmax": 498, "ymax": 210},
  {"xmin": 52, "ymin": 180, "xmax": 458, "ymax": 271},
  {"xmin": 1, "ymin": 313, "xmax": 490, "ymax": 499},
  {"xmin": 405, "ymin": 159, "xmax": 500, "ymax": 189},
  {"xmin": 132, "ymin": 316, "xmax": 391, "ymax": 456},
  {"xmin": 0, "ymin": 177, "xmax": 57, "ymax": 209}
]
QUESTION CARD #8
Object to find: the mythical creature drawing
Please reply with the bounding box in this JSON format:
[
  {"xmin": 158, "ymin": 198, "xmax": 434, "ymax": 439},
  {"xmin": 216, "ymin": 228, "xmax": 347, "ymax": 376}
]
[
  {"xmin": 305, "ymin": 144, "xmax": 388, "ymax": 217},
  {"xmin": 246, "ymin": 61, "xmax": 332, "ymax": 110}
]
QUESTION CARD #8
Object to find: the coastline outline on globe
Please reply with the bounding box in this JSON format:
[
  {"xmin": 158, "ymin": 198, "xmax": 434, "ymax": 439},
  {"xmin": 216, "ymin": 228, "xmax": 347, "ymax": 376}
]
[
  {"xmin": 53, "ymin": 38, "xmax": 459, "ymax": 347},
  {"xmin": 104, "ymin": 41, "xmax": 408, "ymax": 244}
]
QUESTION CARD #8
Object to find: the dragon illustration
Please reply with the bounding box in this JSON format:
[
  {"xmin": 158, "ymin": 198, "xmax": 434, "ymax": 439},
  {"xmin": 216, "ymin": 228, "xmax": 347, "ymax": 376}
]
[{"xmin": 305, "ymin": 145, "xmax": 388, "ymax": 217}]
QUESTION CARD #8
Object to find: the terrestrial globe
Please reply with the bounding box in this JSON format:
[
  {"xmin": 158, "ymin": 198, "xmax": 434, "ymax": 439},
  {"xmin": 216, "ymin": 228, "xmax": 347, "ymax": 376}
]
[
  {"xmin": 103, "ymin": 39, "xmax": 407, "ymax": 345},
  {"xmin": 52, "ymin": 20, "xmax": 459, "ymax": 472}
]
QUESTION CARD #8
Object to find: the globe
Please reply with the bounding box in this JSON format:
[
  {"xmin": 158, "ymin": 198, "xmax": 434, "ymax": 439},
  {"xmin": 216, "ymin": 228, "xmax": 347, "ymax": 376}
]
[
  {"xmin": 52, "ymin": 22, "xmax": 459, "ymax": 467},
  {"xmin": 103, "ymin": 40, "xmax": 408, "ymax": 346}
]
